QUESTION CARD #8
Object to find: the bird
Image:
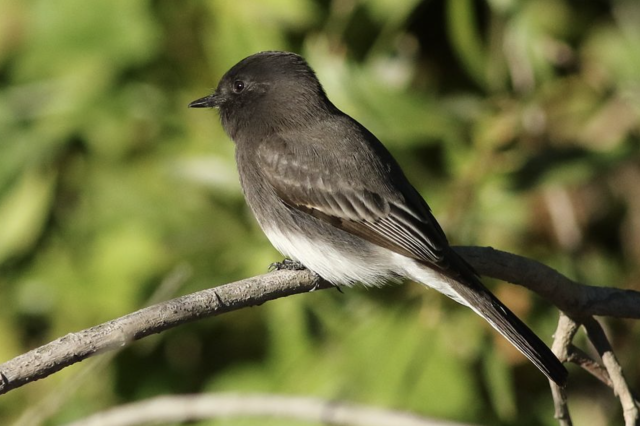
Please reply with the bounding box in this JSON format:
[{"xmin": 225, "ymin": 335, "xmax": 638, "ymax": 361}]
[{"xmin": 189, "ymin": 51, "xmax": 568, "ymax": 386}]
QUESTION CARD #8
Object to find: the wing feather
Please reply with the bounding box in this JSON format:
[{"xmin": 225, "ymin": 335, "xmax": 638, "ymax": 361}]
[{"xmin": 257, "ymin": 136, "xmax": 450, "ymax": 270}]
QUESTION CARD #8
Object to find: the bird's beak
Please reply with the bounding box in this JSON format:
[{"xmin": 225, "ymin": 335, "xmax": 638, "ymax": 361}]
[{"xmin": 188, "ymin": 93, "xmax": 222, "ymax": 108}]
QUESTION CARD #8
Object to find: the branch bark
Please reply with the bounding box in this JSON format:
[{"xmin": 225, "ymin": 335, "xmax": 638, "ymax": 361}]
[{"xmin": 63, "ymin": 393, "xmax": 475, "ymax": 426}]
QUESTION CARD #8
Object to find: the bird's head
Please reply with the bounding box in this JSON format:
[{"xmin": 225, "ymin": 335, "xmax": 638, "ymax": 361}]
[{"xmin": 189, "ymin": 51, "xmax": 332, "ymax": 140}]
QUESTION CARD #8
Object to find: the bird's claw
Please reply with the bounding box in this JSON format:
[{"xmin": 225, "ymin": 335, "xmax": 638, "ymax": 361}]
[
  {"xmin": 268, "ymin": 258, "xmax": 307, "ymax": 272},
  {"xmin": 267, "ymin": 259, "xmax": 341, "ymax": 293}
]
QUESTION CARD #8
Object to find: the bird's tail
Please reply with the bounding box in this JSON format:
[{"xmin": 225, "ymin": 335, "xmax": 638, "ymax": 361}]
[
  {"xmin": 405, "ymin": 255, "xmax": 568, "ymax": 386},
  {"xmin": 448, "ymin": 273, "xmax": 568, "ymax": 386}
]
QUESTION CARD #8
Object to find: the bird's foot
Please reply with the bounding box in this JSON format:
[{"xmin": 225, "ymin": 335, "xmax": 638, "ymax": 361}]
[
  {"xmin": 268, "ymin": 259, "xmax": 339, "ymax": 293},
  {"xmin": 269, "ymin": 258, "xmax": 307, "ymax": 272}
]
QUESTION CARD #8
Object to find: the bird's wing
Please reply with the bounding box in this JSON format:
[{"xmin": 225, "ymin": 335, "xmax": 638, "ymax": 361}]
[{"xmin": 256, "ymin": 134, "xmax": 460, "ymax": 276}]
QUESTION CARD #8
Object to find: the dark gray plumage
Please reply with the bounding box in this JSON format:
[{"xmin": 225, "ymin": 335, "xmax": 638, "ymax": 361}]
[{"xmin": 189, "ymin": 51, "xmax": 568, "ymax": 386}]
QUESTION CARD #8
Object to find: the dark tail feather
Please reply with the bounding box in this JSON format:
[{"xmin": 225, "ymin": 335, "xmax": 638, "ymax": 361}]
[{"xmin": 449, "ymin": 275, "xmax": 568, "ymax": 386}]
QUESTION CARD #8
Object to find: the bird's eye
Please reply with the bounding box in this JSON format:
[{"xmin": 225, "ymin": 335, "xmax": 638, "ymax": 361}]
[{"xmin": 232, "ymin": 80, "xmax": 245, "ymax": 93}]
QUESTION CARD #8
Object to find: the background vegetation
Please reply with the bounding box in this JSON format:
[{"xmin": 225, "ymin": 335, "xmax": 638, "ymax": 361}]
[{"xmin": 1, "ymin": 0, "xmax": 639, "ymax": 425}]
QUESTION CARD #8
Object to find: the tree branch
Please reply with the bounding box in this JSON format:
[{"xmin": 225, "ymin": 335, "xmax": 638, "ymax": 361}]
[
  {"xmin": 566, "ymin": 345, "xmax": 612, "ymax": 388},
  {"xmin": 0, "ymin": 246, "xmax": 638, "ymax": 398},
  {"xmin": 455, "ymin": 246, "xmax": 640, "ymax": 319},
  {"xmin": 549, "ymin": 312, "xmax": 578, "ymax": 426},
  {"xmin": 583, "ymin": 318, "xmax": 639, "ymax": 426},
  {"xmin": 0, "ymin": 269, "xmax": 328, "ymax": 396},
  {"xmin": 63, "ymin": 393, "xmax": 475, "ymax": 426}
]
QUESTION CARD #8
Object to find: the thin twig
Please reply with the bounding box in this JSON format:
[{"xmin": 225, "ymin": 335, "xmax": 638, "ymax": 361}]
[
  {"xmin": 583, "ymin": 318, "xmax": 639, "ymax": 426},
  {"xmin": 566, "ymin": 345, "xmax": 612, "ymax": 388},
  {"xmin": 63, "ymin": 393, "xmax": 476, "ymax": 426},
  {"xmin": 549, "ymin": 313, "xmax": 577, "ymax": 426},
  {"xmin": 550, "ymin": 385, "xmax": 571, "ymax": 426}
]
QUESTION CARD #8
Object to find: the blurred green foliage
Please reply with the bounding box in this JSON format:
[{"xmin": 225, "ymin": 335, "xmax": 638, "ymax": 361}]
[{"xmin": 1, "ymin": 0, "xmax": 639, "ymax": 425}]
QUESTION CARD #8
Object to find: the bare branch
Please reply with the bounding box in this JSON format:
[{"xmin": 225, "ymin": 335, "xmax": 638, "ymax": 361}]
[
  {"xmin": 566, "ymin": 345, "xmax": 612, "ymax": 388},
  {"xmin": 583, "ymin": 318, "xmax": 639, "ymax": 426},
  {"xmin": 10, "ymin": 264, "xmax": 194, "ymax": 426},
  {"xmin": 455, "ymin": 246, "xmax": 640, "ymax": 319},
  {"xmin": 0, "ymin": 246, "xmax": 638, "ymax": 399},
  {"xmin": 549, "ymin": 313, "xmax": 577, "ymax": 426},
  {"xmin": 549, "ymin": 384, "xmax": 571, "ymax": 426},
  {"xmin": 63, "ymin": 393, "xmax": 475, "ymax": 426},
  {"xmin": 0, "ymin": 269, "xmax": 329, "ymax": 396}
]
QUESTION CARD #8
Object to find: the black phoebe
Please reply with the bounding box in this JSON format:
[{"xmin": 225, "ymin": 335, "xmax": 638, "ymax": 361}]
[{"xmin": 189, "ymin": 51, "xmax": 567, "ymax": 386}]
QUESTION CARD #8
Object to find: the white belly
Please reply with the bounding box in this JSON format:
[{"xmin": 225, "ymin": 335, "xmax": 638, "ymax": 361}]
[
  {"xmin": 263, "ymin": 226, "xmax": 400, "ymax": 287},
  {"xmin": 262, "ymin": 225, "xmax": 465, "ymax": 307}
]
